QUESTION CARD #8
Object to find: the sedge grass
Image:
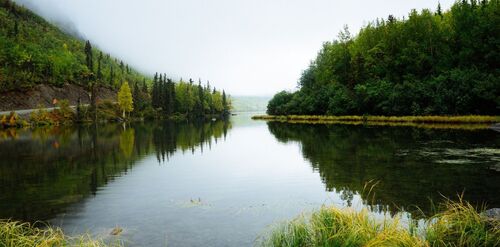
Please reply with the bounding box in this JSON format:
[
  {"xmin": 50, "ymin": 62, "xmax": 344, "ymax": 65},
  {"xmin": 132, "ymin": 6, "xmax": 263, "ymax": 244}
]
[
  {"xmin": 252, "ymin": 115, "xmax": 499, "ymax": 130},
  {"xmin": 0, "ymin": 220, "xmax": 121, "ymax": 247},
  {"xmin": 259, "ymin": 200, "xmax": 500, "ymax": 247},
  {"xmin": 425, "ymin": 198, "xmax": 500, "ymax": 247}
]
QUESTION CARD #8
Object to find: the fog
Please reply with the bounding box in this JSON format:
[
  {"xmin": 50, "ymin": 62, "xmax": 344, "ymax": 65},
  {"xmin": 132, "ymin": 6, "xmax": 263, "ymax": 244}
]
[{"xmin": 14, "ymin": 0, "xmax": 454, "ymax": 96}]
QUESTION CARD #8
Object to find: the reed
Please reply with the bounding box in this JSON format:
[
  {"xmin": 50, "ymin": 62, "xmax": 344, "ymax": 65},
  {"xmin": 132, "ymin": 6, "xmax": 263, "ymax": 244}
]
[
  {"xmin": 0, "ymin": 220, "xmax": 120, "ymax": 247},
  {"xmin": 259, "ymin": 200, "xmax": 500, "ymax": 247},
  {"xmin": 252, "ymin": 115, "xmax": 499, "ymax": 130},
  {"xmin": 425, "ymin": 198, "xmax": 500, "ymax": 247}
]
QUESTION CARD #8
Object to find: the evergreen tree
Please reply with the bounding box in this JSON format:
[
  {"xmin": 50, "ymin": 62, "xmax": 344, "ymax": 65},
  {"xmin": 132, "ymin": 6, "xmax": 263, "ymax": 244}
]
[
  {"xmin": 166, "ymin": 78, "xmax": 175, "ymax": 115},
  {"xmin": 120, "ymin": 61, "xmax": 124, "ymax": 74},
  {"xmin": 109, "ymin": 66, "xmax": 114, "ymax": 85},
  {"xmin": 222, "ymin": 90, "xmax": 229, "ymax": 114},
  {"xmin": 84, "ymin": 40, "xmax": 93, "ymax": 73},
  {"xmin": 152, "ymin": 72, "xmax": 159, "ymax": 108},
  {"xmin": 97, "ymin": 52, "xmax": 103, "ymax": 81},
  {"xmin": 142, "ymin": 78, "xmax": 148, "ymax": 93},
  {"xmin": 133, "ymin": 81, "xmax": 141, "ymax": 112}
]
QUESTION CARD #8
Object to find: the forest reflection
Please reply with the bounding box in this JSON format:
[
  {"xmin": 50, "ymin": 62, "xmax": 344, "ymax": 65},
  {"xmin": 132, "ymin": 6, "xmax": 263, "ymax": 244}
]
[
  {"xmin": 267, "ymin": 122, "xmax": 500, "ymax": 215},
  {"xmin": 0, "ymin": 120, "xmax": 231, "ymax": 222}
]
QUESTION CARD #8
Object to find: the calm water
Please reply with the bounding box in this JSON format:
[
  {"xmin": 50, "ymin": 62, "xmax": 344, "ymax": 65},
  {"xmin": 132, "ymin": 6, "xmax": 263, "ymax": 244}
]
[{"xmin": 0, "ymin": 113, "xmax": 499, "ymax": 246}]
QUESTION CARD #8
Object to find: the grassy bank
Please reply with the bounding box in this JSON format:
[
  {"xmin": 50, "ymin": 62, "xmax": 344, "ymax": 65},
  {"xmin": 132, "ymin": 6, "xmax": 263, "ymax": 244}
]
[
  {"xmin": 252, "ymin": 115, "xmax": 499, "ymax": 130},
  {"xmin": 259, "ymin": 200, "xmax": 500, "ymax": 247},
  {"xmin": 0, "ymin": 220, "xmax": 120, "ymax": 247}
]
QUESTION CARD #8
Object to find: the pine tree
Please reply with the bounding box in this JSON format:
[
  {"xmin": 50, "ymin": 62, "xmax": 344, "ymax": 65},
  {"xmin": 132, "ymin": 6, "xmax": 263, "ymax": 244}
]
[
  {"xmin": 84, "ymin": 40, "xmax": 93, "ymax": 73},
  {"xmin": 84, "ymin": 40, "xmax": 97, "ymax": 122},
  {"xmin": 97, "ymin": 52, "xmax": 103, "ymax": 80},
  {"xmin": 166, "ymin": 78, "xmax": 175, "ymax": 115},
  {"xmin": 120, "ymin": 61, "xmax": 124, "ymax": 74},
  {"xmin": 133, "ymin": 81, "xmax": 139, "ymax": 111},
  {"xmin": 142, "ymin": 78, "xmax": 148, "ymax": 93},
  {"xmin": 222, "ymin": 90, "xmax": 228, "ymax": 114},
  {"xmin": 152, "ymin": 73, "xmax": 159, "ymax": 108},
  {"xmin": 109, "ymin": 66, "xmax": 114, "ymax": 85}
]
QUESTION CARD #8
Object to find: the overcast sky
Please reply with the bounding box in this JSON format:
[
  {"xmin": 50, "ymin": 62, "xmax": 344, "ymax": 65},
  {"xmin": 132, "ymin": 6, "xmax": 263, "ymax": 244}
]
[{"xmin": 15, "ymin": 0, "xmax": 454, "ymax": 96}]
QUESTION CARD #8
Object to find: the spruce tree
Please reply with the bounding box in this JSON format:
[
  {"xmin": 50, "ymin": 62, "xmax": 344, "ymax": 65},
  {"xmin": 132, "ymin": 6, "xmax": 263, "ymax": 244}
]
[
  {"xmin": 222, "ymin": 90, "xmax": 228, "ymax": 114},
  {"xmin": 97, "ymin": 52, "xmax": 103, "ymax": 81},
  {"xmin": 133, "ymin": 81, "xmax": 140, "ymax": 112},
  {"xmin": 152, "ymin": 73, "xmax": 159, "ymax": 108},
  {"xmin": 109, "ymin": 66, "xmax": 114, "ymax": 85},
  {"xmin": 84, "ymin": 40, "xmax": 93, "ymax": 73}
]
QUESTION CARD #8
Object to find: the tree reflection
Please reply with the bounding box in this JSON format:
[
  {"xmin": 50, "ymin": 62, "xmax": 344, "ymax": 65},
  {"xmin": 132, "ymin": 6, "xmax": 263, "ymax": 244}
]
[
  {"xmin": 0, "ymin": 120, "xmax": 231, "ymax": 222},
  {"xmin": 267, "ymin": 122, "xmax": 500, "ymax": 215}
]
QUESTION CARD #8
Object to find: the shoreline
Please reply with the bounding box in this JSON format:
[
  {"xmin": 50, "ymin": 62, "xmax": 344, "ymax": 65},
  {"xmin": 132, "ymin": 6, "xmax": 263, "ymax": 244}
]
[{"xmin": 252, "ymin": 115, "xmax": 500, "ymax": 130}]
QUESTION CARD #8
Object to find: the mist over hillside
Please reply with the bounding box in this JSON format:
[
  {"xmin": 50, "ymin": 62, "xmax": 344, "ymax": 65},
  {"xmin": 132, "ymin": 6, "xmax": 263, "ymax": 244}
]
[
  {"xmin": 13, "ymin": 0, "xmax": 85, "ymax": 39},
  {"xmin": 231, "ymin": 96, "xmax": 270, "ymax": 113}
]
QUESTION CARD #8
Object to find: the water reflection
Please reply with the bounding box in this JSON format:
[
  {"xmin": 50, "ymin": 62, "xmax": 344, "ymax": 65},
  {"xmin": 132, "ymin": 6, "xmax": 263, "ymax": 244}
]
[
  {"xmin": 0, "ymin": 120, "xmax": 231, "ymax": 222},
  {"xmin": 267, "ymin": 122, "xmax": 500, "ymax": 215}
]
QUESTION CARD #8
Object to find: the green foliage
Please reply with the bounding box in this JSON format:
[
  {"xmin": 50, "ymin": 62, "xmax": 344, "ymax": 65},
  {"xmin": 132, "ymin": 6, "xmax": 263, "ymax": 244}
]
[
  {"xmin": 0, "ymin": 0, "xmax": 147, "ymax": 91},
  {"xmin": 268, "ymin": 0, "xmax": 499, "ymax": 116}
]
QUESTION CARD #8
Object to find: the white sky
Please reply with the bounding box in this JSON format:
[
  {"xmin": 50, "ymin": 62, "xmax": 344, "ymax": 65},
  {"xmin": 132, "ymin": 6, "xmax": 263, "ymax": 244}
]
[{"xmin": 15, "ymin": 0, "xmax": 454, "ymax": 96}]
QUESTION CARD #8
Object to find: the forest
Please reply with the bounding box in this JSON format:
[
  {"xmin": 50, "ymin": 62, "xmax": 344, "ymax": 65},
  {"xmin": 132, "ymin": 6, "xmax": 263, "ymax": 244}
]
[
  {"xmin": 267, "ymin": 0, "xmax": 499, "ymax": 116},
  {"xmin": 0, "ymin": 0, "xmax": 230, "ymax": 121}
]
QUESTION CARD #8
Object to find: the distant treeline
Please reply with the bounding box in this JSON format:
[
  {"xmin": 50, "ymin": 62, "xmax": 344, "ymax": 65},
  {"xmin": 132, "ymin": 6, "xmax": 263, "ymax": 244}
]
[
  {"xmin": 268, "ymin": 0, "xmax": 499, "ymax": 116},
  {"xmin": 135, "ymin": 74, "xmax": 231, "ymax": 118}
]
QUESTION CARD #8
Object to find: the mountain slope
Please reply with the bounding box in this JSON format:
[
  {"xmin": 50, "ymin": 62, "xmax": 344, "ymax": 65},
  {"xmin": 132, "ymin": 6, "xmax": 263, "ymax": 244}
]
[{"xmin": 0, "ymin": 0, "xmax": 146, "ymax": 92}]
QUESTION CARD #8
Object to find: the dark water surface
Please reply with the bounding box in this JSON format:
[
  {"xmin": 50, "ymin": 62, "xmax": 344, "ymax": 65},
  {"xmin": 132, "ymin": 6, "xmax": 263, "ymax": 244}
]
[{"xmin": 0, "ymin": 113, "xmax": 499, "ymax": 246}]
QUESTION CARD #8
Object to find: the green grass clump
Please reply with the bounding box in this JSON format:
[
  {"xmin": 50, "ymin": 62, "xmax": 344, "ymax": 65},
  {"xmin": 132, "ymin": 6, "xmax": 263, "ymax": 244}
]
[
  {"xmin": 425, "ymin": 199, "xmax": 500, "ymax": 247},
  {"xmin": 0, "ymin": 220, "xmax": 119, "ymax": 247},
  {"xmin": 260, "ymin": 201, "xmax": 500, "ymax": 247},
  {"xmin": 260, "ymin": 207, "xmax": 425, "ymax": 247}
]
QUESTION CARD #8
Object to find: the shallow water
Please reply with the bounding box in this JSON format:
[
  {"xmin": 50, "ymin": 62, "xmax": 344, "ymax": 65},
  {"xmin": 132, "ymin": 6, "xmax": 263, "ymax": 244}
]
[{"xmin": 0, "ymin": 113, "xmax": 499, "ymax": 246}]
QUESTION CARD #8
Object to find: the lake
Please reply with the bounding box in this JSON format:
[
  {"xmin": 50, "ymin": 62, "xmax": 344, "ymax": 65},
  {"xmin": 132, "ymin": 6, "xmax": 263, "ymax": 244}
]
[{"xmin": 0, "ymin": 113, "xmax": 499, "ymax": 246}]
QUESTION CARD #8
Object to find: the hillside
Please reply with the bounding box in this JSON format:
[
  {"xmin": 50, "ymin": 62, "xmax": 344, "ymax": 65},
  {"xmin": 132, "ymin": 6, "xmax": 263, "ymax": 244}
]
[
  {"xmin": 0, "ymin": 0, "xmax": 147, "ymax": 93},
  {"xmin": 231, "ymin": 96, "xmax": 270, "ymax": 112},
  {"xmin": 268, "ymin": 0, "xmax": 499, "ymax": 116}
]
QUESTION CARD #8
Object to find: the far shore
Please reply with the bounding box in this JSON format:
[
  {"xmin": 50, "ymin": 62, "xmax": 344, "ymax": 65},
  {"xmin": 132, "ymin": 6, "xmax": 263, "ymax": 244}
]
[{"xmin": 252, "ymin": 115, "xmax": 500, "ymax": 130}]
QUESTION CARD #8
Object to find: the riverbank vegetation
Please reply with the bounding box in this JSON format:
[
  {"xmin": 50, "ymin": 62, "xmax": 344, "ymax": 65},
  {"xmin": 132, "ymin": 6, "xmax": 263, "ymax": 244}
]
[
  {"xmin": 267, "ymin": 0, "xmax": 499, "ymax": 116},
  {"xmin": 0, "ymin": 220, "xmax": 120, "ymax": 247},
  {"xmin": 259, "ymin": 200, "xmax": 500, "ymax": 247},
  {"xmin": 252, "ymin": 115, "xmax": 499, "ymax": 129}
]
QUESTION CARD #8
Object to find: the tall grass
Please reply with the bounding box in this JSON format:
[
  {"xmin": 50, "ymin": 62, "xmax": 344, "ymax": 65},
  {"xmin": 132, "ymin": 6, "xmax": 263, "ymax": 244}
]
[
  {"xmin": 0, "ymin": 220, "xmax": 120, "ymax": 247},
  {"xmin": 259, "ymin": 200, "xmax": 500, "ymax": 247},
  {"xmin": 252, "ymin": 115, "xmax": 499, "ymax": 123},
  {"xmin": 252, "ymin": 115, "xmax": 499, "ymax": 130},
  {"xmin": 426, "ymin": 199, "xmax": 500, "ymax": 247}
]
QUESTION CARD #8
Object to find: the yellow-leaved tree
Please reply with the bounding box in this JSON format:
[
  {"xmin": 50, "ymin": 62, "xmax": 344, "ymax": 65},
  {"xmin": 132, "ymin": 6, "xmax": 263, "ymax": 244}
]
[{"xmin": 118, "ymin": 82, "xmax": 134, "ymax": 118}]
